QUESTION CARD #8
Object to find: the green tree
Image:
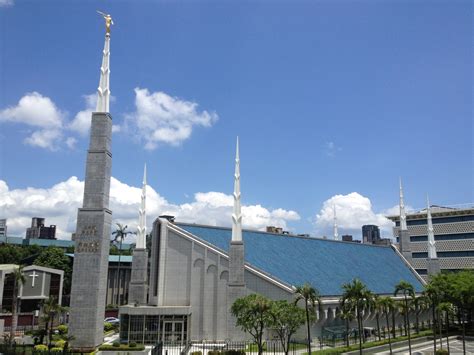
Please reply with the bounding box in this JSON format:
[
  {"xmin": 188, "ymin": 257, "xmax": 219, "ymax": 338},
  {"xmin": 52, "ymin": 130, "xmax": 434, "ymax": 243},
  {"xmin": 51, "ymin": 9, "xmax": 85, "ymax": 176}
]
[
  {"xmin": 423, "ymin": 283, "xmax": 442, "ymax": 353},
  {"xmin": 34, "ymin": 246, "xmax": 72, "ymax": 295},
  {"xmin": 378, "ymin": 296, "xmax": 395, "ymax": 355},
  {"xmin": 339, "ymin": 304, "xmax": 355, "ymax": 347},
  {"xmin": 373, "ymin": 295, "xmax": 383, "ymax": 341},
  {"xmin": 294, "ymin": 283, "xmax": 321, "ymax": 355},
  {"xmin": 231, "ymin": 294, "xmax": 272, "ymax": 355},
  {"xmin": 10, "ymin": 265, "xmax": 25, "ymax": 338},
  {"xmin": 413, "ymin": 294, "xmax": 429, "ymax": 334},
  {"xmin": 437, "ymin": 302, "xmax": 454, "ymax": 354},
  {"xmin": 268, "ymin": 300, "xmax": 306, "ymax": 355},
  {"xmin": 40, "ymin": 296, "xmax": 64, "ymax": 348},
  {"xmin": 341, "ymin": 279, "xmax": 373, "ymax": 355},
  {"xmin": 394, "ymin": 280, "xmax": 415, "ymax": 354}
]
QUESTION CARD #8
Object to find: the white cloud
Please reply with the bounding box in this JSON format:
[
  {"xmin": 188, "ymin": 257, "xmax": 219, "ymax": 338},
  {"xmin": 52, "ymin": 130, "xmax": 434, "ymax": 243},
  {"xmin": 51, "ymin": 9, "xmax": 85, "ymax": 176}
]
[
  {"xmin": 0, "ymin": 0, "xmax": 14, "ymax": 7},
  {"xmin": 0, "ymin": 92, "xmax": 66, "ymax": 150},
  {"xmin": 127, "ymin": 88, "xmax": 218, "ymax": 149},
  {"xmin": 324, "ymin": 141, "xmax": 342, "ymax": 157},
  {"xmin": 69, "ymin": 94, "xmax": 96, "ymax": 136},
  {"xmin": 0, "ymin": 177, "xmax": 300, "ymax": 240},
  {"xmin": 314, "ymin": 192, "xmax": 395, "ymax": 239}
]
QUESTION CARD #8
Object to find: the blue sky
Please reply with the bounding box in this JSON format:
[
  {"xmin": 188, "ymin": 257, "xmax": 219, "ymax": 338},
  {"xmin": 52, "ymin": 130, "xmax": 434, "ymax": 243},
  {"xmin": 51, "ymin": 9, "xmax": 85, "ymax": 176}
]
[{"xmin": 0, "ymin": 0, "xmax": 472, "ymax": 240}]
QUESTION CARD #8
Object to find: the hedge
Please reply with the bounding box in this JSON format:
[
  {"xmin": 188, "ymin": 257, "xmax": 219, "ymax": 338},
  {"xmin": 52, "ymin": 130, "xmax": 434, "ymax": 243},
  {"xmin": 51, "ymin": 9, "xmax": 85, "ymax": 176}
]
[{"xmin": 99, "ymin": 344, "xmax": 145, "ymax": 351}]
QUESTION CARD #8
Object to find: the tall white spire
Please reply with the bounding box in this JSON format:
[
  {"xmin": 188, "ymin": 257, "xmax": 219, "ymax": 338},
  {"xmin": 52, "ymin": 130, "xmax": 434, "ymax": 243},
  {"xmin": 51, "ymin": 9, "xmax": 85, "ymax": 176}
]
[
  {"xmin": 136, "ymin": 164, "xmax": 147, "ymax": 249},
  {"xmin": 231, "ymin": 137, "xmax": 242, "ymax": 243},
  {"xmin": 426, "ymin": 195, "xmax": 437, "ymax": 259},
  {"xmin": 333, "ymin": 204, "xmax": 339, "ymax": 241},
  {"xmin": 399, "ymin": 177, "xmax": 408, "ymax": 231},
  {"xmin": 96, "ymin": 18, "xmax": 111, "ymax": 113}
]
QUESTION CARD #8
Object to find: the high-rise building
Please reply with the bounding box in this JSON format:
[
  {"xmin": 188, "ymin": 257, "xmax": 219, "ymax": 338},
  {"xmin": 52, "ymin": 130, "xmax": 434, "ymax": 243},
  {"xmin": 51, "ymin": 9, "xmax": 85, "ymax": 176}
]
[
  {"xmin": 0, "ymin": 219, "xmax": 7, "ymax": 238},
  {"xmin": 362, "ymin": 225, "xmax": 380, "ymax": 244},
  {"xmin": 387, "ymin": 204, "xmax": 474, "ymax": 280},
  {"xmin": 25, "ymin": 217, "xmax": 56, "ymax": 240}
]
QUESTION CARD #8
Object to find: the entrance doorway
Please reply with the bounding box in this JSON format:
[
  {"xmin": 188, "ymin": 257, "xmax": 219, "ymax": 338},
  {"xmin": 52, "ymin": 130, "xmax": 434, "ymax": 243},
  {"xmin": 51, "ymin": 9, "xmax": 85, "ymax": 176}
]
[{"xmin": 162, "ymin": 320, "xmax": 185, "ymax": 343}]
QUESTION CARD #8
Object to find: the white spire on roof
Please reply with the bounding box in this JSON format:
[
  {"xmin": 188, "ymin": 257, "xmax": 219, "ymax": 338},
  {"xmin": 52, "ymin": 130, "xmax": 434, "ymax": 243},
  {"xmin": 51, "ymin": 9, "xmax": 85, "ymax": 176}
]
[
  {"xmin": 231, "ymin": 137, "xmax": 242, "ymax": 243},
  {"xmin": 427, "ymin": 195, "xmax": 437, "ymax": 259},
  {"xmin": 399, "ymin": 177, "xmax": 408, "ymax": 231},
  {"xmin": 333, "ymin": 204, "xmax": 339, "ymax": 241},
  {"xmin": 96, "ymin": 19, "xmax": 111, "ymax": 113},
  {"xmin": 136, "ymin": 164, "xmax": 147, "ymax": 249}
]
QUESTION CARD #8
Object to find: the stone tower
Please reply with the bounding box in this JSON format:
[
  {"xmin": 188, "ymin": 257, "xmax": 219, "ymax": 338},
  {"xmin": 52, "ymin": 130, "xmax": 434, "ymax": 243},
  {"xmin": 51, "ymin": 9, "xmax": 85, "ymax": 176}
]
[
  {"xmin": 129, "ymin": 164, "xmax": 148, "ymax": 305},
  {"xmin": 227, "ymin": 137, "xmax": 246, "ymax": 339},
  {"xmin": 426, "ymin": 196, "xmax": 441, "ymax": 277},
  {"xmin": 398, "ymin": 178, "xmax": 412, "ymax": 261},
  {"xmin": 69, "ymin": 15, "xmax": 113, "ymax": 351}
]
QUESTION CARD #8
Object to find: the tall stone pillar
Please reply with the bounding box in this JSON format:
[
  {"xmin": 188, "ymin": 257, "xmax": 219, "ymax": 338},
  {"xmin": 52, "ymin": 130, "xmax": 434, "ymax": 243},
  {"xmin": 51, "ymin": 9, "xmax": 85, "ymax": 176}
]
[
  {"xmin": 129, "ymin": 249, "xmax": 148, "ymax": 305},
  {"xmin": 69, "ymin": 15, "xmax": 114, "ymax": 351},
  {"xmin": 227, "ymin": 138, "xmax": 246, "ymax": 340},
  {"xmin": 69, "ymin": 112, "xmax": 113, "ymax": 351}
]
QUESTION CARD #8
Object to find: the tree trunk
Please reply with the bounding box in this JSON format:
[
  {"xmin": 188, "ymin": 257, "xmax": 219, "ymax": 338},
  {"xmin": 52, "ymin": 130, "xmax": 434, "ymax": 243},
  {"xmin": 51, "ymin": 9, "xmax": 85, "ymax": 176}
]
[
  {"xmin": 445, "ymin": 312, "xmax": 450, "ymax": 354},
  {"xmin": 385, "ymin": 312, "xmax": 393, "ymax": 355},
  {"xmin": 376, "ymin": 313, "xmax": 381, "ymax": 341},
  {"xmin": 415, "ymin": 306, "xmax": 419, "ymax": 334},
  {"xmin": 391, "ymin": 310, "xmax": 396, "ymax": 338},
  {"xmin": 405, "ymin": 296, "xmax": 412, "ymax": 354},
  {"xmin": 305, "ymin": 303, "xmax": 311, "ymax": 355},
  {"xmin": 357, "ymin": 312, "xmax": 362, "ymax": 355},
  {"xmin": 438, "ymin": 310, "xmax": 443, "ymax": 349},
  {"xmin": 10, "ymin": 280, "xmax": 18, "ymax": 339},
  {"xmin": 461, "ymin": 310, "xmax": 466, "ymax": 355},
  {"xmin": 432, "ymin": 304, "xmax": 437, "ymax": 353},
  {"xmin": 345, "ymin": 319, "xmax": 349, "ymax": 347}
]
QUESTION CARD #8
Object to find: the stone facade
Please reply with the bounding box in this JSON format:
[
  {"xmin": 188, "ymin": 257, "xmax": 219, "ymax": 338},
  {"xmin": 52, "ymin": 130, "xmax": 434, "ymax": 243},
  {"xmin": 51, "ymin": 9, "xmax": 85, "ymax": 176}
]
[
  {"xmin": 129, "ymin": 248, "xmax": 148, "ymax": 305},
  {"xmin": 69, "ymin": 112, "xmax": 113, "ymax": 351}
]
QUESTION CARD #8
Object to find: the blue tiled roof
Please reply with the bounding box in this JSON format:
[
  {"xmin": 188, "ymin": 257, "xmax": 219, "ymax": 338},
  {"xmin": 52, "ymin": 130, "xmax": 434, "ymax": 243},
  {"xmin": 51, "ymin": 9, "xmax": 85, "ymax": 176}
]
[{"xmin": 176, "ymin": 223, "xmax": 424, "ymax": 297}]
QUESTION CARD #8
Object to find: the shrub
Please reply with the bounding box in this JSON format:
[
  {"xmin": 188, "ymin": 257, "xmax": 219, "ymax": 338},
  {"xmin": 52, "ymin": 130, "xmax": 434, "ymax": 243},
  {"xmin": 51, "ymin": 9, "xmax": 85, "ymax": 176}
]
[
  {"xmin": 50, "ymin": 347, "xmax": 63, "ymax": 353},
  {"xmin": 104, "ymin": 322, "xmax": 115, "ymax": 332},
  {"xmin": 222, "ymin": 350, "xmax": 245, "ymax": 355},
  {"xmin": 208, "ymin": 351, "xmax": 220, "ymax": 355},
  {"xmin": 57, "ymin": 324, "xmax": 68, "ymax": 335},
  {"xmin": 34, "ymin": 344, "xmax": 48, "ymax": 351},
  {"xmin": 113, "ymin": 341, "xmax": 120, "ymax": 347},
  {"xmin": 435, "ymin": 350, "xmax": 449, "ymax": 355},
  {"xmin": 129, "ymin": 342, "xmax": 137, "ymax": 348}
]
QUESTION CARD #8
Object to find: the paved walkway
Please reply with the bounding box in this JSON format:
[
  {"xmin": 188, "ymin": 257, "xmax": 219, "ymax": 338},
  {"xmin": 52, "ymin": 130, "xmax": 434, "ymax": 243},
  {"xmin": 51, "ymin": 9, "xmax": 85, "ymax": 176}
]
[{"xmin": 374, "ymin": 337, "xmax": 474, "ymax": 354}]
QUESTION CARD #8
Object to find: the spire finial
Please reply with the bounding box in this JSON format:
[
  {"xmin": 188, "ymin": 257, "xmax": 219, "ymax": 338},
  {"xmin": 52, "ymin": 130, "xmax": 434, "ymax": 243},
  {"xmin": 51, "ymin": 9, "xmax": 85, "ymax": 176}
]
[
  {"xmin": 399, "ymin": 177, "xmax": 407, "ymax": 231},
  {"xmin": 95, "ymin": 13, "xmax": 112, "ymax": 113},
  {"xmin": 427, "ymin": 194, "xmax": 437, "ymax": 259},
  {"xmin": 136, "ymin": 163, "xmax": 147, "ymax": 249},
  {"xmin": 333, "ymin": 204, "xmax": 339, "ymax": 241},
  {"xmin": 232, "ymin": 137, "xmax": 242, "ymax": 243}
]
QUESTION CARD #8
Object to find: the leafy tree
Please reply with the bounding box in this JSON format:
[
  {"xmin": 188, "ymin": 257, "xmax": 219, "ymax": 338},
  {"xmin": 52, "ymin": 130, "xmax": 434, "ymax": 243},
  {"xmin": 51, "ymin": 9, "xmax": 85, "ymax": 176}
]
[
  {"xmin": 10, "ymin": 265, "xmax": 25, "ymax": 338},
  {"xmin": 268, "ymin": 300, "xmax": 306, "ymax": 355},
  {"xmin": 40, "ymin": 296, "xmax": 65, "ymax": 348},
  {"xmin": 339, "ymin": 304, "xmax": 355, "ymax": 347},
  {"xmin": 413, "ymin": 294, "xmax": 429, "ymax": 334},
  {"xmin": 437, "ymin": 302, "xmax": 454, "ymax": 354},
  {"xmin": 378, "ymin": 296, "xmax": 395, "ymax": 355},
  {"xmin": 423, "ymin": 283, "xmax": 442, "ymax": 353},
  {"xmin": 294, "ymin": 283, "xmax": 321, "ymax": 355},
  {"xmin": 394, "ymin": 280, "xmax": 415, "ymax": 354},
  {"xmin": 341, "ymin": 279, "xmax": 373, "ymax": 355},
  {"xmin": 373, "ymin": 295, "xmax": 383, "ymax": 341},
  {"xmin": 34, "ymin": 246, "xmax": 72, "ymax": 295},
  {"xmin": 231, "ymin": 294, "xmax": 272, "ymax": 355}
]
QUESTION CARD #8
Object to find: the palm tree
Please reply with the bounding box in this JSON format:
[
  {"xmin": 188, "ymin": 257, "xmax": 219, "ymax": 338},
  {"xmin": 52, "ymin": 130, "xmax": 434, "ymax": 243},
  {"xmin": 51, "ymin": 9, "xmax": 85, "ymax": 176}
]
[
  {"xmin": 294, "ymin": 283, "xmax": 321, "ymax": 355},
  {"xmin": 339, "ymin": 304, "xmax": 355, "ymax": 347},
  {"xmin": 413, "ymin": 294, "xmax": 428, "ymax": 334},
  {"xmin": 423, "ymin": 284, "xmax": 441, "ymax": 353},
  {"xmin": 437, "ymin": 302, "xmax": 454, "ymax": 354},
  {"xmin": 112, "ymin": 223, "xmax": 130, "ymax": 305},
  {"xmin": 10, "ymin": 265, "xmax": 25, "ymax": 339},
  {"xmin": 394, "ymin": 281, "xmax": 415, "ymax": 354},
  {"xmin": 378, "ymin": 296, "xmax": 394, "ymax": 355},
  {"xmin": 341, "ymin": 279, "xmax": 373, "ymax": 355},
  {"xmin": 373, "ymin": 295, "xmax": 383, "ymax": 341},
  {"xmin": 41, "ymin": 296, "xmax": 64, "ymax": 348}
]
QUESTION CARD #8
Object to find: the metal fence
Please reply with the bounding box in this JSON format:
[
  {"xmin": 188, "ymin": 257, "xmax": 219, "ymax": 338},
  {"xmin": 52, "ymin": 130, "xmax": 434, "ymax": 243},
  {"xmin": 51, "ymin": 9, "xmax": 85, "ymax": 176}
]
[{"xmin": 152, "ymin": 340, "xmax": 308, "ymax": 355}]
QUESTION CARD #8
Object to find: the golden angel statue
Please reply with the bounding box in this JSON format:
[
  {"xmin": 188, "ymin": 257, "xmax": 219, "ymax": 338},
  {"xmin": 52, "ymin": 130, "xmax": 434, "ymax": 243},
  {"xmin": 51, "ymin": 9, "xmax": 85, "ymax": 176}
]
[{"xmin": 97, "ymin": 11, "xmax": 114, "ymax": 34}]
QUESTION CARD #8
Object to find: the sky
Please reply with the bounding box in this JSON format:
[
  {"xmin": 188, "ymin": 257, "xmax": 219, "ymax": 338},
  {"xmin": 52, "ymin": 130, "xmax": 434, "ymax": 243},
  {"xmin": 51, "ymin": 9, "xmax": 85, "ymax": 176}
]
[{"xmin": 0, "ymin": 0, "xmax": 472, "ymax": 241}]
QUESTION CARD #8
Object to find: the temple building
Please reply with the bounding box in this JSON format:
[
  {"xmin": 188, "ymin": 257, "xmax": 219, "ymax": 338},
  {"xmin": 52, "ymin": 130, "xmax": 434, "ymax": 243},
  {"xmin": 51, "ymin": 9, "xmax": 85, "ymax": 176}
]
[
  {"xmin": 388, "ymin": 202, "xmax": 474, "ymax": 280},
  {"xmin": 118, "ymin": 142, "xmax": 426, "ymax": 344}
]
